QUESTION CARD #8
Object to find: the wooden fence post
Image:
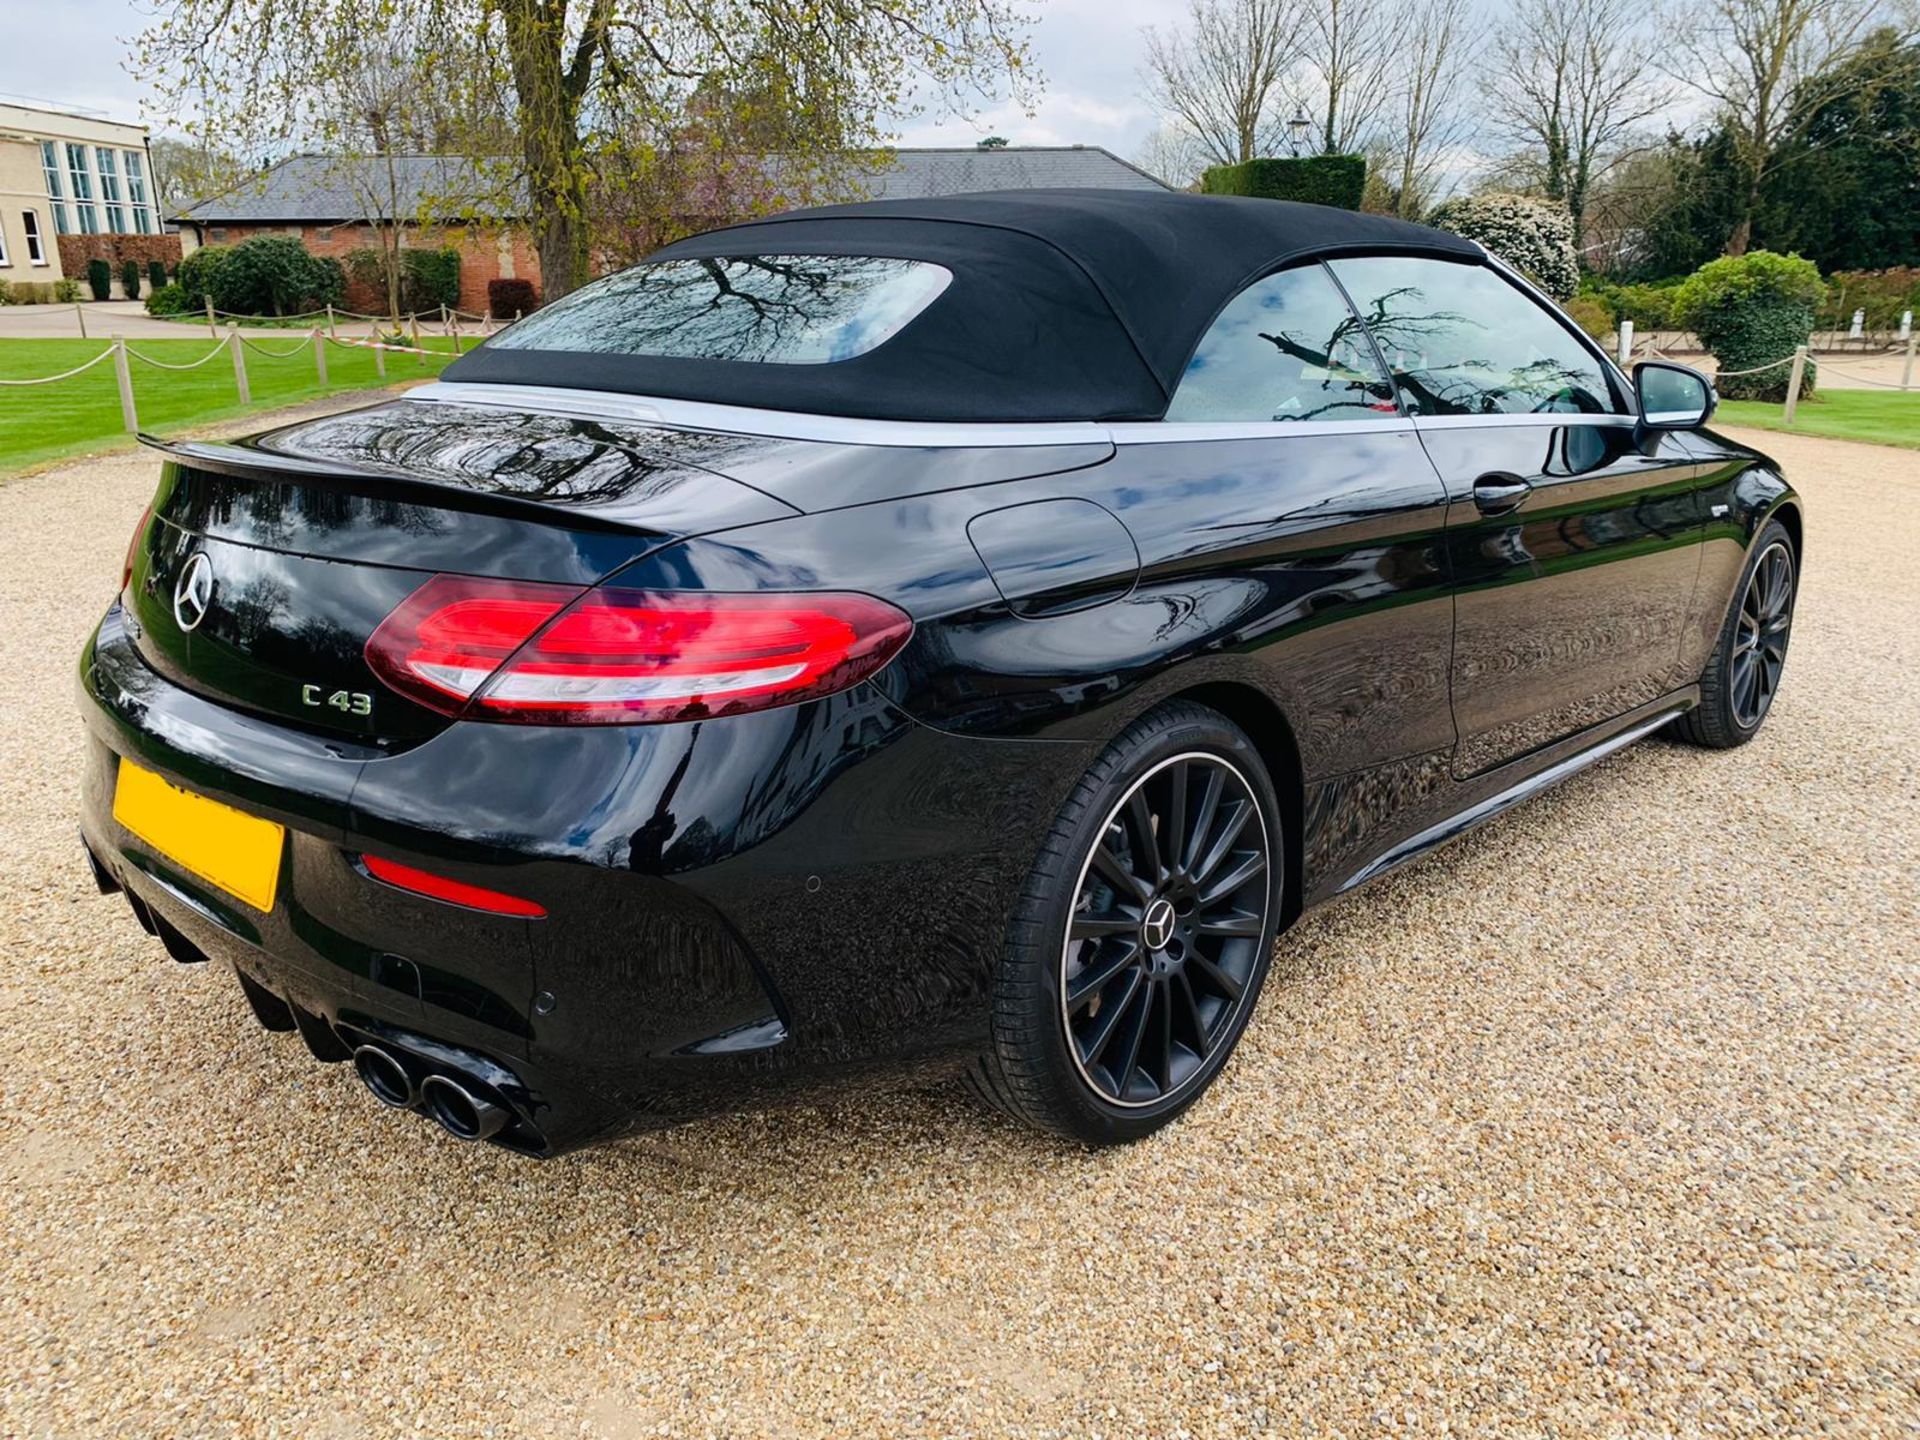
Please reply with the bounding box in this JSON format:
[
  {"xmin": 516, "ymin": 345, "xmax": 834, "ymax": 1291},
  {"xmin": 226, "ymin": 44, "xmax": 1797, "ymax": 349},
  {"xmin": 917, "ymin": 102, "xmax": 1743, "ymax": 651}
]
[
  {"xmin": 75, "ymin": 302, "xmax": 88, "ymax": 339},
  {"xmin": 450, "ymin": 315, "xmax": 462, "ymax": 355},
  {"xmin": 111, "ymin": 337, "xmax": 138, "ymax": 433},
  {"xmin": 206, "ymin": 295, "xmax": 218, "ymax": 339},
  {"xmin": 371, "ymin": 340, "xmax": 386, "ymax": 379},
  {"xmin": 312, "ymin": 330, "xmax": 328, "ymax": 387},
  {"xmin": 1782, "ymin": 345, "xmax": 1808, "ymax": 424},
  {"xmin": 228, "ymin": 328, "xmax": 250, "ymax": 405},
  {"xmin": 1617, "ymin": 320, "xmax": 1633, "ymax": 366},
  {"xmin": 326, "ymin": 303, "xmax": 337, "ymax": 339},
  {"xmin": 1904, "ymin": 332, "xmax": 1916, "ymax": 393}
]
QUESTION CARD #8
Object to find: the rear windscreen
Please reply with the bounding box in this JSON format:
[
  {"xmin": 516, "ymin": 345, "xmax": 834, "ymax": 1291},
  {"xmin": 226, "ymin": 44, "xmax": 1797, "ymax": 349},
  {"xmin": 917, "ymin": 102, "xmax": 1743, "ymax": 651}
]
[{"xmin": 485, "ymin": 255, "xmax": 952, "ymax": 365}]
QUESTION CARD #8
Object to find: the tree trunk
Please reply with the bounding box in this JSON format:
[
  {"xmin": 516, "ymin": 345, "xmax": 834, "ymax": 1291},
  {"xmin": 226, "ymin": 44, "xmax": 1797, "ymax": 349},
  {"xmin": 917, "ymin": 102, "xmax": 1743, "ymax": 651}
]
[{"xmin": 501, "ymin": 0, "xmax": 592, "ymax": 301}]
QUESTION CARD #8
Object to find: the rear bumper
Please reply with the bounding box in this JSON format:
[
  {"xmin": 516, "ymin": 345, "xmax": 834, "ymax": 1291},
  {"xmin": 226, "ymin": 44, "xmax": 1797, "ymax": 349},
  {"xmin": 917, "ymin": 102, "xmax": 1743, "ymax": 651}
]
[{"xmin": 79, "ymin": 604, "xmax": 1093, "ymax": 1155}]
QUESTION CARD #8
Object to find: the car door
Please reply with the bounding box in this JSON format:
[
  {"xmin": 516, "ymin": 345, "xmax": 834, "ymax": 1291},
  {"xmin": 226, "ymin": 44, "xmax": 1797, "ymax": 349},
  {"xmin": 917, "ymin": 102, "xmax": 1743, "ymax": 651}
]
[{"xmin": 1327, "ymin": 255, "xmax": 1708, "ymax": 778}]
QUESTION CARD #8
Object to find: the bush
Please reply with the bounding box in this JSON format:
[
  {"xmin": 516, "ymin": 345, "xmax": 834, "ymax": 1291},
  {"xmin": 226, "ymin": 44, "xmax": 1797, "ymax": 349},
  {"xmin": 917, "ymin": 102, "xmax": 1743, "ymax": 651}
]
[
  {"xmin": 344, "ymin": 245, "xmax": 462, "ymax": 315},
  {"xmin": 121, "ymin": 259, "xmax": 142, "ymax": 301},
  {"xmin": 145, "ymin": 283, "xmax": 189, "ymax": 316},
  {"xmin": 1820, "ymin": 266, "xmax": 1920, "ymax": 331},
  {"xmin": 488, "ymin": 277, "xmax": 538, "ymax": 319},
  {"xmin": 148, "ymin": 259, "xmax": 169, "ymax": 291},
  {"xmin": 1427, "ymin": 192, "xmax": 1579, "ymax": 300},
  {"xmin": 176, "ymin": 246, "xmax": 230, "ymax": 310},
  {"xmin": 53, "ymin": 278, "xmax": 83, "ymax": 302},
  {"xmin": 86, "ymin": 258, "xmax": 112, "ymax": 301},
  {"xmin": 205, "ymin": 235, "xmax": 344, "ymax": 317},
  {"xmin": 1564, "ymin": 295, "xmax": 1615, "ymax": 344},
  {"xmin": 1674, "ymin": 251, "xmax": 1826, "ymax": 402},
  {"xmin": 1201, "ymin": 155, "xmax": 1368, "ymax": 210}
]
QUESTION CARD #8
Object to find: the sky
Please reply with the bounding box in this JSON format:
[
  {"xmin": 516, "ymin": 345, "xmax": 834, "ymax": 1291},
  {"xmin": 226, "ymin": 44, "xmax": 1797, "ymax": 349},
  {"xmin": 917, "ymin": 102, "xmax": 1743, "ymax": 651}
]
[{"xmin": 0, "ymin": 0, "xmax": 1180, "ymax": 163}]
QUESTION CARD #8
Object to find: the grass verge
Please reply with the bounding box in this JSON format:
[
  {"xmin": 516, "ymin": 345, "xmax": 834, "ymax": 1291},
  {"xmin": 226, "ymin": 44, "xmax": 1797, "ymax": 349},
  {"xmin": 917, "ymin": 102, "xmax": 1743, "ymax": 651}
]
[
  {"xmin": 0, "ymin": 336, "xmax": 457, "ymax": 474},
  {"xmin": 1717, "ymin": 390, "xmax": 1920, "ymax": 450}
]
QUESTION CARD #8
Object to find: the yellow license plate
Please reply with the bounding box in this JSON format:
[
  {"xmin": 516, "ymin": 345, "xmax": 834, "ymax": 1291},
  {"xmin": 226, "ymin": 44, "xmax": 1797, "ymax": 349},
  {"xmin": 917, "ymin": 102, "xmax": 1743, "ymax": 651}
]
[{"xmin": 111, "ymin": 760, "xmax": 286, "ymax": 912}]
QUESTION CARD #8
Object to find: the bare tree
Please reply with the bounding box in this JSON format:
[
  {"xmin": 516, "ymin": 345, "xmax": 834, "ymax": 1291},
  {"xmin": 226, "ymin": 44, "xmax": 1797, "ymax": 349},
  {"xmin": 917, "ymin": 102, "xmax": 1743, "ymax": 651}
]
[
  {"xmin": 1305, "ymin": 0, "xmax": 1398, "ymax": 154},
  {"xmin": 1493, "ymin": 0, "xmax": 1671, "ymax": 239},
  {"xmin": 1380, "ymin": 0, "xmax": 1483, "ymax": 217},
  {"xmin": 1141, "ymin": 0, "xmax": 1308, "ymax": 166},
  {"xmin": 1134, "ymin": 125, "xmax": 1210, "ymax": 187},
  {"xmin": 1664, "ymin": 0, "xmax": 1920, "ymax": 253}
]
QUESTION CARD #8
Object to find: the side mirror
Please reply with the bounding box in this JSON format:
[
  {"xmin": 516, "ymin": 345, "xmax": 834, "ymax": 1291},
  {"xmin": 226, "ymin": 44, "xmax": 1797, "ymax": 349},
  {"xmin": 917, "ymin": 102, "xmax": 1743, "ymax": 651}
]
[{"xmin": 1634, "ymin": 361, "xmax": 1716, "ymax": 429}]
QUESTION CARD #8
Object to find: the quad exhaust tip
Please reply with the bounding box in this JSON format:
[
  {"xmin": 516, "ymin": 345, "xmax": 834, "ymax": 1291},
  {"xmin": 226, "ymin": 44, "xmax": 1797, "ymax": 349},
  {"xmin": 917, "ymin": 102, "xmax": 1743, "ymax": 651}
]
[
  {"xmin": 420, "ymin": 1073, "xmax": 508, "ymax": 1142},
  {"xmin": 351, "ymin": 1044, "xmax": 418, "ymax": 1109}
]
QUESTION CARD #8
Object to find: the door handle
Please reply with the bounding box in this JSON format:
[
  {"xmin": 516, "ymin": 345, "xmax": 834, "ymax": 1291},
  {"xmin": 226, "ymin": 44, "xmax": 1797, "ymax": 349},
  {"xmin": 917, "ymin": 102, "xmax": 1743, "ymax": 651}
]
[{"xmin": 1472, "ymin": 472, "xmax": 1533, "ymax": 516}]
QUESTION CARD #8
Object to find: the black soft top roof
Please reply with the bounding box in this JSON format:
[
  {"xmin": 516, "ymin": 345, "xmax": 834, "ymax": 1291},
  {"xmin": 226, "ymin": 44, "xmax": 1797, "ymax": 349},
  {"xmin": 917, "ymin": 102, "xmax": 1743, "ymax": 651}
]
[{"xmin": 444, "ymin": 189, "xmax": 1483, "ymax": 422}]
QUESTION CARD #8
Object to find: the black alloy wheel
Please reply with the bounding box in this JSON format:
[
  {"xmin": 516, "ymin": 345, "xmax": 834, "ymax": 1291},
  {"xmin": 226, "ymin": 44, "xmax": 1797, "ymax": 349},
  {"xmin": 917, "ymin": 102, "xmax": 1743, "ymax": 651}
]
[
  {"xmin": 1062, "ymin": 752, "xmax": 1270, "ymax": 1107},
  {"xmin": 1676, "ymin": 518, "xmax": 1798, "ymax": 750},
  {"xmin": 969, "ymin": 702, "xmax": 1284, "ymax": 1145},
  {"xmin": 1731, "ymin": 542, "xmax": 1794, "ymax": 729}
]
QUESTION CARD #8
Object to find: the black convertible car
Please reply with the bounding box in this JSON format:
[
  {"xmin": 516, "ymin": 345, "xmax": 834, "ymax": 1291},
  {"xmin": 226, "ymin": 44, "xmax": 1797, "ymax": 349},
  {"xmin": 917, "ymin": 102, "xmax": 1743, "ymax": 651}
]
[{"xmin": 79, "ymin": 191, "xmax": 1799, "ymax": 1155}]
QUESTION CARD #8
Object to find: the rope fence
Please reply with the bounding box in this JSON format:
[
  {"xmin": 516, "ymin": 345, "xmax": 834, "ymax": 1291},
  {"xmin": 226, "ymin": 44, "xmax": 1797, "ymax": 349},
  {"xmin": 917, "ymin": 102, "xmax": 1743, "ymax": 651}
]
[
  {"xmin": 0, "ymin": 328, "xmax": 462, "ymax": 435},
  {"xmin": 185, "ymin": 297, "xmax": 509, "ymax": 343},
  {"xmin": 1615, "ymin": 319, "xmax": 1918, "ymax": 420}
]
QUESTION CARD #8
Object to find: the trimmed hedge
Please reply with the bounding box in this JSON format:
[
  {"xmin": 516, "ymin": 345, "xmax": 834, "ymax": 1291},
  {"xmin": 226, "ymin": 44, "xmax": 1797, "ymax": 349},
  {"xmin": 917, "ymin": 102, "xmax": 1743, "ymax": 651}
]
[
  {"xmin": 145, "ymin": 283, "xmax": 189, "ymax": 316},
  {"xmin": 1675, "ymin": 251, "xmax": 1826, "ymax": 402},
  {"xmin": 148, "ymin": 259, "xmax": 169, "ymax": 291},
  {"xmin": 86, "ymin": 258, "xmax": 112, "ymax": 302},
  {"xmin": 1201, "ymin": 155, "xmax": 1367, "ymax": 210},
  {"xmin": 488, "ymin": 277, "xmax": 538, "ymax": 318},
  {"xmin": 176, "ymin": 246, "xmax": 230, "ymax": 310},
  {"xmin": 205, "ymin": 235, "xmax": 344, "ymax": 317},
  {"xmin": 121, "ymin": 259, "xmax": 142, "ymax": 301}
]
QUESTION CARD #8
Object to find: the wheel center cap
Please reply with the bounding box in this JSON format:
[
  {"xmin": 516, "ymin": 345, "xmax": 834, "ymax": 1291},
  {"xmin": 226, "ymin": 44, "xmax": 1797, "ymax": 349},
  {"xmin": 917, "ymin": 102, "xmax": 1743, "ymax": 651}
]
[{"xmin": 1142, "ymin": 898, "xmax": 1177, "ymax": 952}]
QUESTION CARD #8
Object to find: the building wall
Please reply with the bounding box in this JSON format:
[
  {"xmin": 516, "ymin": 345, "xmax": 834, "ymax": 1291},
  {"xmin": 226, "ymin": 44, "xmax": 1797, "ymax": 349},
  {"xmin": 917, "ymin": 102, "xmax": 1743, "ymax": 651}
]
[
  {"xmin": 185, "ymin": 220, "xmax": 543, "ymax": 315},
  {"xmin": 0, "ymin": 102, "xmax": 156, "ymax": 293},
  {"xmin": 0, "ymin": 137, "xmax": 61, "ymax": 281}
]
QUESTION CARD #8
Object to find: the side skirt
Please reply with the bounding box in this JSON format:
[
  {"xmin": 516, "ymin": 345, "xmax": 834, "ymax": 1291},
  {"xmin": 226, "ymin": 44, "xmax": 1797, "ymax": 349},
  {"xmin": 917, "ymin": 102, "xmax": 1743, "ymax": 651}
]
[{"xmin": 1329, "ymin": 695, "xmax": 1694, "ymax": 898}]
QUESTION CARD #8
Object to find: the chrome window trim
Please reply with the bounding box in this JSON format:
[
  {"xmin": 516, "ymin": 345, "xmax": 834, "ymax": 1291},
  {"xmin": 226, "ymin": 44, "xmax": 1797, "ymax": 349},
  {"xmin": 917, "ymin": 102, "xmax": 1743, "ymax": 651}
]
[
  {"xmin": 1108, "ymin": 418, "xmax": 1417, "ymax": 443},
  {"xmin": 409, "ymin": 382, "xmax": 1112, "ymax": 449},
  {"xmin": 1410, "ymin": 412, "xmax": 1637, "ymax": 431}
]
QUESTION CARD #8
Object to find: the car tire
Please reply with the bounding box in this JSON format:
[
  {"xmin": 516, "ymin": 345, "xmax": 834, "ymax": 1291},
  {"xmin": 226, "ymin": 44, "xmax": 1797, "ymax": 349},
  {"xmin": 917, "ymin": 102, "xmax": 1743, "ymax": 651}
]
[
  {"xmin": 968, "ymin": 701, "xmax": 1284, "ymax": 1145},
  {"xmin": 1675, "ymin": 518, "xmax": 1798, "ymax": 750}
]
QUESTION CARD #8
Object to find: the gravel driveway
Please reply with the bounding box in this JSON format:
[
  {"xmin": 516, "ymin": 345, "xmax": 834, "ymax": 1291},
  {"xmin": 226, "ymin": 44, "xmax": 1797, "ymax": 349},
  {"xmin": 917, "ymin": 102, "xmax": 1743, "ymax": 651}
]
[{"xmin": 3, "ymin": 423, "xmax": 1915, "ymax": 1439}]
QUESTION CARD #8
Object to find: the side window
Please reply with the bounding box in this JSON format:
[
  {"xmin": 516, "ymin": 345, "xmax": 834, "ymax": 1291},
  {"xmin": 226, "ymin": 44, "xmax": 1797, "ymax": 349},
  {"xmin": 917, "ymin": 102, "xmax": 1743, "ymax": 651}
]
[
  {"xmin": 1327, "ymin": 257, "xmax": 1622, "ymax": 416},
  {"xmin": 1166, "ymin": 264, "xmax": 1399, "ymax": 423}
]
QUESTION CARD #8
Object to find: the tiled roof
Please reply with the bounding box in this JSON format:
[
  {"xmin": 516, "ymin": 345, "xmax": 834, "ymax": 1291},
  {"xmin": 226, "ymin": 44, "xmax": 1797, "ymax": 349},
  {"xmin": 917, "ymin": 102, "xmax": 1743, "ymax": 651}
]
[{"xmin": 170, "ymin": 146, "xmax": 1165, "ymax": 224}]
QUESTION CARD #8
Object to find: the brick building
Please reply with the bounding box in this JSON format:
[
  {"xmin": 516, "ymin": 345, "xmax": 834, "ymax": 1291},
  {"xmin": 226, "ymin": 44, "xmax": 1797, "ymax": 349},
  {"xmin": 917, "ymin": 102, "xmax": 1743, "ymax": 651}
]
[
  {"xmin": 169, "ymin": 154, "xmax": 534, "ymax": 315},
  {"xmin": 169, "ymin": 145, "xmax": 1166, "ymax": 313}
]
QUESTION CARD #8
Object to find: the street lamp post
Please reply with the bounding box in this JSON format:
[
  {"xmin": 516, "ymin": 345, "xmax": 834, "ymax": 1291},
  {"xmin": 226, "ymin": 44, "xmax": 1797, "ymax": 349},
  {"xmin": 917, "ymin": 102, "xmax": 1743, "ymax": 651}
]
[{"xmin": 1287, "ymin": 110, "xmax": 1311, "ymax": 156}]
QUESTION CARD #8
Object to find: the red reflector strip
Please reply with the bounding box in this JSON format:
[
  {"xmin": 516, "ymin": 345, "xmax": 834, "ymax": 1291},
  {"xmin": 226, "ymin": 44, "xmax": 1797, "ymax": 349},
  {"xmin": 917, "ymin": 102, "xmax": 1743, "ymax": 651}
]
[{"xmin": 359, "ymin": 854, "xmax": 547, "ymax": 918}]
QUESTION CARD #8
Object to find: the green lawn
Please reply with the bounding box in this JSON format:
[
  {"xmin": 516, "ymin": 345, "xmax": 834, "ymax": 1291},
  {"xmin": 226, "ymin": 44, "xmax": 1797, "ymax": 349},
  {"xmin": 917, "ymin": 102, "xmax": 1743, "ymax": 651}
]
[
  {"xmin": 1718, "ymin": 390, "xmax": 1920, "ymax": 450},
  {"xmin": 0, "ymin": 337, "xmax": 458, "ymax": 475}
]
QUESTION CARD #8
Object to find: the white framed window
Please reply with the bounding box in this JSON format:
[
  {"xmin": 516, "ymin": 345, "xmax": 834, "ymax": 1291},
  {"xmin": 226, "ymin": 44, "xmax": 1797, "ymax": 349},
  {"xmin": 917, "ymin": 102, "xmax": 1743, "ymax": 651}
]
[
  {"xmin": 96, "ymin": 148, "xmax": 126, "ymax": 232},
  {"xmin": 65, "ymin": 143, "xmax": 99, "ymax": 235},
  {"xmin": 22, "ymin": 210, "xmax": 47, "ymax": 264},
  {"xmin": 40, "ymin": 142, "xmax": 71, "ymax": 235},
  {"xmin": 124, "ymin": 150, "xmax": 153, "ymax": 234},
  {"xmin": 0, "ymin": 222, "xmax": 9, "ymax": 267}
]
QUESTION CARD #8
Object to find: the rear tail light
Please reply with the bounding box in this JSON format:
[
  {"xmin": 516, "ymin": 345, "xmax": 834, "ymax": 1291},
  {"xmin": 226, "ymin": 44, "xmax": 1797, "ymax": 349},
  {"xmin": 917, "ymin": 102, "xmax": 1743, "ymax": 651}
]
[
  {"xmin": 122, "ymin": 504, "xmax": 153, "ymax": 592},
  {"xmin": 365, "ymin": 575, "xmax": 913, "ymax": 725}
]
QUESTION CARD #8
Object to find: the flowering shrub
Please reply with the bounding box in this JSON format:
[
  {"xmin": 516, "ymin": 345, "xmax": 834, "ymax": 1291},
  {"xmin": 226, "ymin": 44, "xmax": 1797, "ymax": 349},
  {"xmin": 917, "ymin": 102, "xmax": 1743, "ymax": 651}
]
[{"xmin": 1427, "ymin": 193, "xmax": 1579, "ymax": 300}]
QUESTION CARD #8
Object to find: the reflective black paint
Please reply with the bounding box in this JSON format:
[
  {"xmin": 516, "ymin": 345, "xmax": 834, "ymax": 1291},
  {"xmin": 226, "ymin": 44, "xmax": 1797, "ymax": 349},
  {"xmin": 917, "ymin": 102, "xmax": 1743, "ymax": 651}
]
[{"xmin": 80, "ymin": 387, "xmax": 1797, "ymax": 1154}]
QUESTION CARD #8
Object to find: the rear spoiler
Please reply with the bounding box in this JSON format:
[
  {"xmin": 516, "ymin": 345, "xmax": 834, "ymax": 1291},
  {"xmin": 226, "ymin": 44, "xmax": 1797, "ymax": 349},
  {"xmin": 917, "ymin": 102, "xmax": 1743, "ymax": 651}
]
[{"xmin": 137, "ymin": 435, "xmax": 660, "ymax": 536}]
